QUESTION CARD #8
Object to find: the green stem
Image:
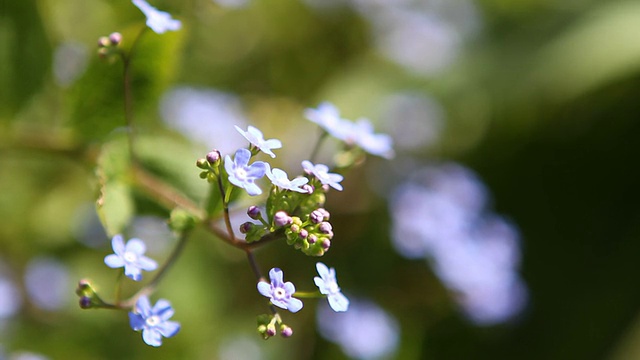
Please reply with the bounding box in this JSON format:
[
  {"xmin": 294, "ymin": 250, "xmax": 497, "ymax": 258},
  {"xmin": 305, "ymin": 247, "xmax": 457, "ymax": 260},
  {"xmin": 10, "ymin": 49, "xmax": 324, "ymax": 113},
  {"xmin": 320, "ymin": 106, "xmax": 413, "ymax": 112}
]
[
  {"xmin": 294, "ymin": 290, "xmax": 323, "ymax": 298},
  {"xmin": 119, "ymin": 230, "xmax": 191, "ymax": 308},
  {"xmin": 309, "ymin": 131, "xmax": 328, "ymax": 163}
]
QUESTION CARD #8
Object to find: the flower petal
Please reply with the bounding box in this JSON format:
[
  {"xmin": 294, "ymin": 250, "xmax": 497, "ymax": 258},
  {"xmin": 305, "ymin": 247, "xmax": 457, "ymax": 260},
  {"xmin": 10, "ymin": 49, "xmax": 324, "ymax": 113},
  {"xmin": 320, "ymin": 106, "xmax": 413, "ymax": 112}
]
[
  {"xmin": 111, "ymin": 235, "xmax": 126, "ymax": 255},
  {"xmin": 283, "ymin": 281, "xmax": 296, "ymax": 295},
  {"xmin": 126, "ymin": 238, "xmax": 146, "ymax": 255},
  {"xmin": 286, "ymin": 297, "xmax": 303, "ymax": 313},
  {"xmin": 104, "ymin": 254, "xmax": 124, "ymax": 268},
  {"xmin": 125, "ymin": 266, "xmax": 142, "ymax": 281},
  {"xmin": 269, "ymin": 268, "xmax": 284, "ymax": 286},
  {"xmin": 142, "ymin": 328, "xmax": 163, "ymax": 347},
  {"xmin": 246, "ymin": 162, "xmax": 266, "ymax": 179},
  {"xmin": 328, "ymin": 292, "xmax": 350, "ymax": 312},
  {"xmin": 152, "ymin": 299, "xmax": 173, "ymax": 316},
  {"xmin": 316, "ymin": 262, "xmax": 330, "ymax": 278},
  {"xmin": 136, "ymin": 296, "xmax": 152, "ymax": 318},
  {"xmin": 234, "ymin": 148, "xmax": 251, "ymax": 167},
  {"xmin": 129, "ymin": 312, "xmax": 145, "ymax": 331},
  {"xmin": 137, "ymin": 256, "xmax": 158, "ymax": 272},
  {"xmin": 157, "ymin": 320, "xmax": 180, "ymax": 338},
  {"xmin": 263, "ymin": 139, "xmax": 282, "ymax": 150},
  {"xmin": 244, "ymin": 183, "xmax": 263, "ymax": 196},
  {"xmin": 257, "ymin": 281, "xmax": 272, "ymax": 298}
]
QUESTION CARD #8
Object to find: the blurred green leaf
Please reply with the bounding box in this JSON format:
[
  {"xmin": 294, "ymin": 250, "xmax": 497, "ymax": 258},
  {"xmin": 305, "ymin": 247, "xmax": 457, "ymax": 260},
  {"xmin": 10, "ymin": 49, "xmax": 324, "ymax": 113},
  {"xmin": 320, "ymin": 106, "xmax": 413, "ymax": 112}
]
[{"xmin": 96, "ymin": 135, "xmax": 134, "ymax": 236}]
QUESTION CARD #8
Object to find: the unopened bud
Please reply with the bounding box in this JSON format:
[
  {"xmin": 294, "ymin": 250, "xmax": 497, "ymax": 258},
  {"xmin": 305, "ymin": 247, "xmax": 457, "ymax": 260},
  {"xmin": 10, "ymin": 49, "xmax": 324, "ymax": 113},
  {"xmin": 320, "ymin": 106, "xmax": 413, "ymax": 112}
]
[
  {"xmin": 319, "ymin": 222, "xmax": 332, "ymax": 234},
  {"xmin": 196, "ymin": 158, "xmax": 209, "ymax": 169},
  {"xmin": 299, "ymin": 229, "xmax": 308, "ymax": 239},
  {"xmin": 280, "ymin": 325, "xmax": 293, "ymax": 338},
  {"xmin": 308, "ymin": 234, "xmax": 317, "ymax": 244},
  {"xmin": 321, "ymin": 238, "xmax": 331, "ymax": 250},
  {"xmin": 266, "ymin": 324, "xmax": 277, "ymax": 337},
  {"xmin": 97, "ymin": 36, "xmax": 110, "ymax": 48},
  {"xmin": 79, "ymin": 296, "xmax": 92, "ymax": 309},
  {"xmin": 274, "ymin": 211, "xmax": 292, "ymax": 227},
  {"xmin": 310, "ymin": 210, "xmax": 324, "ymax": 224},
  {"xmin": 301, "ymin": 184, "xmax": 314, "ymax": 194},
  {"xmin": 247, "ymin": 206, "xmax": 261, "ymax": 220},
  {"xmin": 240, "ymin": 222, "xmax": 254, "ymax": 234},
  {"xmin": 109, "ymin": 32, "xmax": 122, "ymax": 46},
  {"xmin": 206, "ymin": 150, "xmax": 221, "ymax": 164}
]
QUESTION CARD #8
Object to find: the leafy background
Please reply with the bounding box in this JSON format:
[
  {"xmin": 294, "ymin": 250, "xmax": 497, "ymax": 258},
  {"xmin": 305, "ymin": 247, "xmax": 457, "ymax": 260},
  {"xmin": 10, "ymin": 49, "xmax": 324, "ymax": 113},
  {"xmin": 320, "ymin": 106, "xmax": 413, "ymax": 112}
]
[{"xmin": 1, "ymin": 0, "xmax": 640, "ymax": 359}]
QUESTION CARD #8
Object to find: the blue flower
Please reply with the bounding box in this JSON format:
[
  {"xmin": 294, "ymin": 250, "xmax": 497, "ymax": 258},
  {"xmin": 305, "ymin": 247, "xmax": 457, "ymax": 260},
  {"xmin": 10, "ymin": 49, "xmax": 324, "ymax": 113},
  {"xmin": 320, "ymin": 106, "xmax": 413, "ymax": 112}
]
[
  {"xmin": 257, "ymin": 268, "xmax": 303, "ymax": 313},
  {"xmin": 343, "ymin": 118, "xmax": 395, "ymax": 159},
  {"xmin": 132, "ymin": 0, "xmax": 182, "ymax": 34},
  {"xmin": 104, "ymin": 235, "xmax": 157, "ymax": 281},
  {"xmin": 129, "ymin": 295, "xmax": 180, "ymax": 347},
  {"xmin": 314, "ymin": 262, "xmax": 349, "ymax": 312},
  {"xmin": 266, "ymin": 164, "xmax": 308, "ymax": 193},
  {"xmin": 234, "ymin": 125, "xmax": 282, "ymax": 158},
  {"xmin": 224, "ymin": 148, "xmax": 267, "ymax": 196},
  {"xmin": 301, "ymin": 160, "xmax": 344, "ymax": 191},
  {"xmin": 304, "ymin": 102, "xmax": 352, "ymax": 140}
]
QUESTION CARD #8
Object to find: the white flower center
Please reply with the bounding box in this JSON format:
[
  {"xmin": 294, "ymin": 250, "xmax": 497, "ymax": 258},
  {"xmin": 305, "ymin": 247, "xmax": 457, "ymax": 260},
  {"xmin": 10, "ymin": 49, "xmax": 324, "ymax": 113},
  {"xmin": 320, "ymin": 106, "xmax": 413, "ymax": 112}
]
[
  {"xmin": 146, "ymin": 315, "xmax": 161, "ymax": 327},
  {"xmin": 273, "ymin": 287, "xmax": 287, "ymax": 300},
  {"xmin": 123, "ymin": 251, "xmax": 138, "ymax": 263},
  {"xmin": 235, "ymin": 167, "xmax": 248, "ymax": 181}
]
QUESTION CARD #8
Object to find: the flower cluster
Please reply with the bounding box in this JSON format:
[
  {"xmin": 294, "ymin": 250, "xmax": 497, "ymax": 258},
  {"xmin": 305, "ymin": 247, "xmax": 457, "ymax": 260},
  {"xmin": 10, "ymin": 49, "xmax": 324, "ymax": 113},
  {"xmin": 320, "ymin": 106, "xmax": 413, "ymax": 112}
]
[
  {"xmin": 305, "ymin": 102, "xmax": 395, "ymax": 159},
  {"xmin": 256, "ymin": 264, "xmax": 349, "ymax": 339}
]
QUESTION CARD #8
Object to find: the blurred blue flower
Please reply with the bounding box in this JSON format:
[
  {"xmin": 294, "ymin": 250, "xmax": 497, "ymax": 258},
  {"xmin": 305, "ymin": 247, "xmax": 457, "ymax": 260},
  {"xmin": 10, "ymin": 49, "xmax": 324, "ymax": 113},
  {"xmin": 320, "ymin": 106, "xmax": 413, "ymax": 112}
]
[
  {"xmin": 257, "ymin": 268, "xmax": 303, "ymax": 313},
  {"xmin": 302, "ymin": 160, "xmax": 344, "ymax": 191},
  {"xmin": 104, "ymin": 235, "xmax": 157, "ymax": 281},
  {"xmin": 266, "ymin": 165, "xmax": 308, "ymax": 193},
  {"xmin": 224, "ymin": 148, "xmax": 267, "ymax": 196},
  {"xmin": 304, "ymin": 102, "xmax": 351, "ymax": 140},
  {"xmin": 132, "ymin": 0, "xmax": 182, "ymax": 34},
  {"xmin": 314, "ymin": 262, "xmax": 349, "ymax": 312},
  {"xmin": 234, "ymin": 125, "xmax": 282, "ymax": 158},
  {"xmin": 345, "ymin": 118, "xmax": 395, "ymax": 159},
  {"xmin": 129, "ymin": 295, "xmax": 180, "ymax": 347}
]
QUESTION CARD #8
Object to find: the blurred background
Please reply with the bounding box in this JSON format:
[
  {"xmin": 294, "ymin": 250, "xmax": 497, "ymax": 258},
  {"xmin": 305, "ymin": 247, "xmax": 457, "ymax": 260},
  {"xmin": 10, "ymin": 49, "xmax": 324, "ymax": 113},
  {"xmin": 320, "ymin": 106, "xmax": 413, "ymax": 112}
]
[{"xmin": 2, "ymin": 0, "xmax": 640, "ymax": 359}]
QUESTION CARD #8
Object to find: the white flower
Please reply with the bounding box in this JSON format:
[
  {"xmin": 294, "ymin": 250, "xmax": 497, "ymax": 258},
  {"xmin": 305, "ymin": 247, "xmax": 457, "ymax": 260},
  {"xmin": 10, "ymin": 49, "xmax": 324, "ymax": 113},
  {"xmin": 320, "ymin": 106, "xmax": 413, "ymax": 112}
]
[
  {"xmin": 301, "ymin": 160, "xmax": 344, "ymax": 191},
  {"xmin": 132, "ymin": 0, "xmax": 182, "ymax": 34},
  {"xmin": 234, "ymin": 125, "xmax": 282, "ymax": 158},
  {"xmin": 266, "ymin": 165, "xmax": 308, "ymax": 193},
  {"xmin": 314, "ymin": 262, "xmax": 349, "ymax": 312}
]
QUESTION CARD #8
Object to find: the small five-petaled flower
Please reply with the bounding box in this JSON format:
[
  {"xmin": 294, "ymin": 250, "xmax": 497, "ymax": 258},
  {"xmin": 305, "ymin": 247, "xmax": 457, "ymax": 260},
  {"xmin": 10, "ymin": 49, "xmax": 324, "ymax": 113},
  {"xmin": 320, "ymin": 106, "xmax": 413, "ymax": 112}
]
[
  {"xmin": 132, "ymin": 0, "xmax": 182, "ymax": 34},
  {"xmin": 302, "ymin": 160, "xmax": 344, "ymax": 191},
  {"xmin": 104, "ymin": 235, "xmax": 157, "ymax": 281},
  {"xmin": 314, "ymin": 262, "xmax": 349, "ymax": 312},
  {"xmin": 235, "ymin": 125, "xmax": 282, "ymax": 158},
  {"xmin": 225, "ymin": 148, "xmax": 267, "ymax": 196},
  {"xmin": 129, "ymin": 295, "xmax": 180, "ymax": 347},
  {"xmin": 266, "ymin": 165, "xmax": 309, "ymax": 193},
  {"xmin": 257, "ymin": 268, "xmax": 303, "ymax": 313}
]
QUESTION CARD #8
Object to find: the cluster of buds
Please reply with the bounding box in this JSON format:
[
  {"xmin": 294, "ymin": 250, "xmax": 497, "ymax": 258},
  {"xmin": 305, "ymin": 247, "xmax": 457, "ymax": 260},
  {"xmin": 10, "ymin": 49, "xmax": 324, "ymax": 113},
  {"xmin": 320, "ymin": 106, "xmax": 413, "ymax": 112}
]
[
  {"xmin": 75, "ymin": 279, "xmax": 108, "ymax": 309},
  {"xmin": 196, "ymin": 150, "xmax": 222, "ymax": 183},
  {"xmin": 281, "ymin": 208, "xmax": 333, "ymax": 256},
  {"xmin": 257, "ymin": 314, "xmax": 293, "ymax": 340},
  {"xmin": 97, "ymin": 32, "xmax": 123, "ymax": 60}
]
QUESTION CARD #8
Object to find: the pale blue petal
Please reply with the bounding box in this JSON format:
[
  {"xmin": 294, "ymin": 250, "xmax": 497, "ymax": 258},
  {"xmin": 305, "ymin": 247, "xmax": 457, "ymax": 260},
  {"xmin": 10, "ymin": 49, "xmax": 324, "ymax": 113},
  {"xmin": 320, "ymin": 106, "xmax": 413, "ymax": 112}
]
[
  {"xmin": 234, "ymin": 148, "xmax": 251, "ymax": 167},
  {"xmin": 111, "ymin": 235, "xmax": 125, "ymax": 255},
  {"xmin": 316, "ymin": 262, "xmax": 330, "ymax": 278},
  {"xmin": 126, "ymin": 238, "xmax": 146, "ymax": 255},
  {"xmin": 301, "ymin": 160, "xmax": 313, "ymax": 172},
  {"xmin": 271, "ymin": 298, "xmax": 288, "ymax": 310},
  {"xmin": 269, "ymin": 268, "xmax": 283, "ymax": 286},
  {"xmin": 257, "ymin": 282, "xmax": 272, "ymax": 298},
  {"xmin": 138, "ymin": 256, "xmax": 158, "ymax": 271},
  {"xmin": 125, "ymin": 266, "xmax": 142, "ymax": 281},
  {"xmin": 283, "ymin": 281, "xmax": 296, "ymax": 295},
  {"xmin": 244, "ymin": 183, "xmax": 263, "ymax": 196},
  {"xmin": 136, "ymin": 296, "xmax": 152, "ymax": 318},
  {"xmin": 224, "ymin": 155, "xmax": 234, "ymax": 174},
  {"xmin": 152, "ymin": 299, "xmax": 172, "ymax": 316},
  {"xmin": 157, "ymin": 321, "xmax": 180, "ymax": 338},
  {"xmin": 142, "ymin": 328, "xmax": 162, "ymax": 347},
  {"xmin": 129, "ymin": 312, "xmax": 145, "ymax": 331},
  {"xmin": 286, "ymin": 297, "xmax": 303, "ymax": 313},
  {"xmin": 314, "ymin": 276, "xmax": 328, "ymax": 294},
  {"xmin": 328, "ymin": 292, "xmax": 350, "ymax": 312},
  {"xmin": 246, "ymin": 162, "xmax": 266, "ymax": 179},
  {"xmin": 263, "ymin": 139, "xmax": 282, "ymax": 150},
  {"xmin": 104, "ymin": 254, "xmax": 124, "ymax": 268}
]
